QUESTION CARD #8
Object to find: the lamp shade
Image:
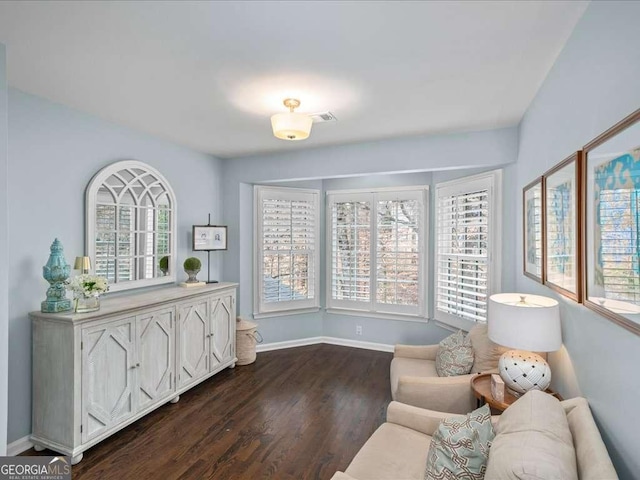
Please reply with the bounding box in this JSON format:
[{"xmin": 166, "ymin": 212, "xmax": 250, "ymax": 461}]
[
  {"xmin": 488, "ymin": 293, "xmax": 561, "ymax": 352},
  {"xmin": 270, "ymin": 112, "xmax": 313, "ymax": 141},
  {"xmin": 73, "ymin": 256, "xmax": 91, "ymax": 274}
]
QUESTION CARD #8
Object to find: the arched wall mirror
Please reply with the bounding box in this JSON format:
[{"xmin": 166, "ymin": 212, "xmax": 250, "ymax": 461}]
[{"xmin": 86, "ymin": 160, "xmax": 177, "ymax": 292}]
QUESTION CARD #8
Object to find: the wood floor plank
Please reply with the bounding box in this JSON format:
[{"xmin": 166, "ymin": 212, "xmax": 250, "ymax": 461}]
[{"xmin": 23, "ymin": 344, "xmax": 392, "ymax": 479}]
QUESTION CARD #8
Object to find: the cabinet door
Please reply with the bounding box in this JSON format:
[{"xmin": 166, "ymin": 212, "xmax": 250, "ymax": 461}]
[
  {"xmin": 210, "ymin": 291, "xmax": 235, "ymax": 369},
  {"xmin": 177, "ymin": 299, "xmax": 209, "ymax": 389},
  {"xmin": 136, "ymin": 308, "xmax": 175, "ymax": 411},
  {"xmin": 81, "ymin": 317, "xmax": 136, "ymax": 443}
]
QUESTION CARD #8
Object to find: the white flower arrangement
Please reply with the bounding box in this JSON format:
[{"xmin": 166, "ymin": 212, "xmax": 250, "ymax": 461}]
[{"xmin": 67, "ymin": 274, "xmax": 109, "ymax": 298}]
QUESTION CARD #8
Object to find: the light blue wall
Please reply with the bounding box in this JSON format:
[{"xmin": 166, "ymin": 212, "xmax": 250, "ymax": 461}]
[
  {"xmin": 514, "ymin": 2, "xmax": 640, "ymax": 478},
  {"xmin": 222, "ymin": 127, "xmax": 519, "ymax": 346},
  {"xmin": 0, "ymin": 43, "xmax": 8, "ymax": 455},
  {"xmin": 7, "ymin": 89, "xmax": 222, "ymax": 443}
]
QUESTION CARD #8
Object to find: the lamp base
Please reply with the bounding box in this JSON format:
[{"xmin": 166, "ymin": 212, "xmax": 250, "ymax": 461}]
[{"xmin": 498, "ymin": 350, "xmax": 551, "ymax": 397}]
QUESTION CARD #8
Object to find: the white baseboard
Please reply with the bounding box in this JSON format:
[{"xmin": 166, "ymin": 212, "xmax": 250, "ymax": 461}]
[
  {"xmin": 256, "ymin": 336, "xmax": 323, "ymax": 352},
  {"xmin": 7, "ymin": 435, "xmax": 32, "ymax": 456},
  {"xmin": 322, "ymin": 336, "xmax": 394, "ymax": 353},
  {"xmin": 256, "ymin": 336, "xmax": 393, "ymax": 353}
]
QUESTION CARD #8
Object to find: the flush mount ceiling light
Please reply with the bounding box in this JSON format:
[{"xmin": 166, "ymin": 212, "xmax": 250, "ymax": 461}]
[{"xmin": 270, "ymin": 98, "xmax": 313, "ymax": 141}]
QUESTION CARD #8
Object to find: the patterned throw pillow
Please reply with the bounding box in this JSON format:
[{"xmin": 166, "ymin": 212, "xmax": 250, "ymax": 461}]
[
  {"xmin": 424, "ymin": 404, "xmax": 495, "ymax": 480},
  {"xmin": 435, "ymin": 330, "xmax": 474, "ymax": 377}
]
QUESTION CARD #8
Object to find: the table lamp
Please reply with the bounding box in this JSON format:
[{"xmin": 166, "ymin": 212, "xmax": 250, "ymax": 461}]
[
  {"xmin": 73, "ymin": 256, "xmax": 91, "ymax": 274},
  {"xmin": 488, "ymin": 293, "xmax": 561, "ymax": 397}
]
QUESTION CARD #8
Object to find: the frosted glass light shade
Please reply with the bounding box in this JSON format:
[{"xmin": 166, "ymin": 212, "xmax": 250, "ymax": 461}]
[
  {"xmin": 271, "ymin": 112, "xmax": 313, "ymax": 141},
  {"xmin": 488, "ymin": 293, "xmax": 561, "ymax": 352}
]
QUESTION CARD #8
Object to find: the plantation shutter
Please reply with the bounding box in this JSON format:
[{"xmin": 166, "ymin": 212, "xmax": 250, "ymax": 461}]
[
  {"xmin": 330, "ymin": 193, "xmax": 372, "ymax": 309},
  {"xmin": 255, "ymin": 186, "xmax": 320, "ymax": 316},
  {"xmin": 436, "ymin": 174, "xmax": 498, "ymax": 324},
  {"xmin": 328, "ymin": 188, "xmax": 426, "ymax": 316}
]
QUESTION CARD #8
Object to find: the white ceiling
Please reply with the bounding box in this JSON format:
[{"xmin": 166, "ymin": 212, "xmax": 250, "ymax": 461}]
[{"xmin": 0, "ymin": 1, "xmax": 588, "ymax": 158}]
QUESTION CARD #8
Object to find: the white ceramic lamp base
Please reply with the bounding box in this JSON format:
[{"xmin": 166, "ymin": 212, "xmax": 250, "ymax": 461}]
[{"xmin": 498, "ymin": 350, "xmax": 551, "ymax": 397}]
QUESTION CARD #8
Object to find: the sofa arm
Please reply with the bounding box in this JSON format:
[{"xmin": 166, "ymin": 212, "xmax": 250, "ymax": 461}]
[
  {"xmin": 394, "ymin": 344, "xmax": 439, "ymax": 360},
  {"xmin": 395, "ymin": 373, "xmax": 476, "ymax": 414},
  {"xmin": 329, "ymin": 472, "xmax": 356, "ymax": 480},
  {"xmin": 387, "ymin": 401, "xmax": 452, "ymax": 436}
]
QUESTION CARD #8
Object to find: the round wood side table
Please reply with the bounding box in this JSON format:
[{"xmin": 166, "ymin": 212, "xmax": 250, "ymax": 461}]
[{"xmin": 470, "ymin": 373, "xmax": 561, "ymax": 413}]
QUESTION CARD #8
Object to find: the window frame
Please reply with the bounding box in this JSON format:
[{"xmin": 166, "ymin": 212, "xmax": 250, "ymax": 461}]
[
  {"xmin": 86, "ymin": 160, "xmax": 177, "ymax": 293},
  {"xmin": 325, "ymin": 185, "xmax": 429, "ymax": 320},
  {"xmin": 253, "ymin": 185, "xmax": 321, "ymax": 318},
  {"xmin": 434, "ymin": 170, "xmax": 502, "ymax": 330}
]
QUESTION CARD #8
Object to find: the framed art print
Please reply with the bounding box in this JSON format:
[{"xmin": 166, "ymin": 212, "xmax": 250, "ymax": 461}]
[
  {"xmin": 193, "ymin": 225, "xmax": 228, "ymax": 251},
  {"xmin": 523, "ymin": 177, "xmax": 543, "ymax": 282},
  {"xmin": 583, "ymin": 108, "xmax": 640, "ymax": 335},
  {"xmin": 543, "ymin": 152, "xmax": 582, "ymax": 302}
]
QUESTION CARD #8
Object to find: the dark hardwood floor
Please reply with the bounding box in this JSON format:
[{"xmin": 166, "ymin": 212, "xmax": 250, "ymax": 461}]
[{"xmin": 24, "ymin": 344, "xmax": 392, "ymax": 480}]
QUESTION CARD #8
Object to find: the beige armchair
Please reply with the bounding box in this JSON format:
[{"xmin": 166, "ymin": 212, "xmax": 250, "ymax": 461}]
[{"xmin": 390, "ymin": 324, "xmax": 506, "ymax": 414}]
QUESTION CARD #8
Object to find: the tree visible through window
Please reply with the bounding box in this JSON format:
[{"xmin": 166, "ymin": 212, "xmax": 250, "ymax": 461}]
[{"xmin": 328, "ymin": 188, "xmax": 426, "ymax": 317}]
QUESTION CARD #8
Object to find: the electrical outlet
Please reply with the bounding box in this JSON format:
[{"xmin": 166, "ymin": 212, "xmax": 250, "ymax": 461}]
[{"xmin": 356, "ymin": 325, "xmax": 363, "ymax": 335}]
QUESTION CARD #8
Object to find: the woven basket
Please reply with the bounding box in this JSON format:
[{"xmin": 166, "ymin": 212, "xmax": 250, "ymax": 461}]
[{"xmin": 236, "ymin": 317, "xmax": 262, "ymax": 365}]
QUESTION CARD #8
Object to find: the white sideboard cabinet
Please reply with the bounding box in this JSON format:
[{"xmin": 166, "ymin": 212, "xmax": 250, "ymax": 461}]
[{"xmin": 30, "ymin": 282, "xmax": 237, "ymax": 464}]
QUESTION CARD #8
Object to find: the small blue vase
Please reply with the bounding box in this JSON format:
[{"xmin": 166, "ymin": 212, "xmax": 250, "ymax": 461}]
[{"xmin": 41, "ymin": 238, "xmax": 72, "ymax": 313}]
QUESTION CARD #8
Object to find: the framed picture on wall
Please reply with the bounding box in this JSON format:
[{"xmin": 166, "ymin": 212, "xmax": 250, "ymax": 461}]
[
  {"xmin": 193, "ymin": 225, "xmax": 228, "ymax": 251},
  {"xmin": 523, "ymin": 177, "xmax": 544, "ymax": 282},
  {"xmin": 543, "ymin": 151, "xmax": 582, "ymax": 302},
  {"xmin": 583, "ymin": 108, "xmax": 640, "ymax": 335}
]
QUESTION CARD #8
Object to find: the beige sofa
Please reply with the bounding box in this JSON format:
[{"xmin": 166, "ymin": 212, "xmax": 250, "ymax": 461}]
[
  {"xmin": 391, "ymin": 324, "xmax": 506, "ymax": 413},
  {"xmin": 331, "ymin": 393, "xmax": 618, "ymax": 480}
]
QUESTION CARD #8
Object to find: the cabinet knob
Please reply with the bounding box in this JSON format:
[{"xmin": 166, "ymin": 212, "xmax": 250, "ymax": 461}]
[{"xmin": 136, "ymin": 363, "xmax": 140, "ymax": 367}]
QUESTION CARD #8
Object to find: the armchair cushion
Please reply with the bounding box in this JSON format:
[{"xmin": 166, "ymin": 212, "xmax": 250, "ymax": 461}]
[
  {"xmin": 435, "ymin": 330, "xmax": 474, "ymax": 377},
  {"xmin": 344, "ymin": 423, "xmax": 431, "ymax": 480}
]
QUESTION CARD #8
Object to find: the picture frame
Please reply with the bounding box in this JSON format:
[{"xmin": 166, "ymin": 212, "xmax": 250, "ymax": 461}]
[
  {"xmin": 192, "ymin": 225, "xmax": 228, "ymax": 251},
  {"xmin": 583, "ymin": 108, "xmax": 640, "ymax": 336},
  {"xmin": 523, "ymin": 177, "xmax": 544, "ymax": 282},
  {"xmin": 543, "ymin": 151, "xmax": 583, "ymax": 302}
]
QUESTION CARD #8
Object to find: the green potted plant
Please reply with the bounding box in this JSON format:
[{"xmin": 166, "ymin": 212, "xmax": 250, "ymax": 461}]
[
  {"xmin": 183, "ymin": 257, "xmax": 202, "ymax": 283},
  {"xmin": 159, "ymin": 256, "xmax": 169, "ymax": 276}
]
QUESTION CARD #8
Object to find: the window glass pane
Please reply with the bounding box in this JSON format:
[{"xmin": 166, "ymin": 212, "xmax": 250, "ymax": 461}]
[
  {"xmin": 120, "ymin": 188, "xmax": 136, "ymax": 205},
  {"xmin": 97, "ymin": 186, "xmax": 115, "ymax": 204},
  {"xmin": 96, "ymin": 204, "xmax": 116, "ymax": 231},
  {"xmin": 96, "ymin": 232, "xmax": 115, "ymax": 257},
  {"xmin": 332, "ymin": 201, "xmax": 371, "ymax": 302},
  {"xmin": 95, "ymin": 257, "xmax": 115, "ymax": 284},
  {"xmin": 118, "ymin": 233, "xmax": 133, "ymax": 257},
  {"xmin": 376, "ymin": 199, "xmax": 420, "ymax": 306},
  {"xmin": 157, "ymin": 232, "xmax": 170, "ymax": 255},
  {"xmin": 119, "ymin": 206, "xmax": 133, "ymax": 232},
  {"xmin": 117, "ymin": 258, "xmax": 134, "ymax": 282}
]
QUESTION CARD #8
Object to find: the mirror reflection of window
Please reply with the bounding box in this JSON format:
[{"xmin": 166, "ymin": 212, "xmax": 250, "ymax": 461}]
[{"xmin": 88, "ymin": 161, "xmax": 176, "ymax": 292}]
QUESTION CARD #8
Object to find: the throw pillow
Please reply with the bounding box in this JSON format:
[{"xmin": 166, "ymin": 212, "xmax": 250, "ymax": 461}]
[
  {"xmin": 424, "ymin": 404, "xmax": 495, "ymax": 480},
  {"xmin": 485, "ymin": 390, "xmax": 578, "ymax": 480},
  {"xmin": 466, "ymin": 324, "xmax": 508, "ymax": 374},
  {"xmin": 435, "ymin": 330, "xmax": 474, "ymax": 377}
]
